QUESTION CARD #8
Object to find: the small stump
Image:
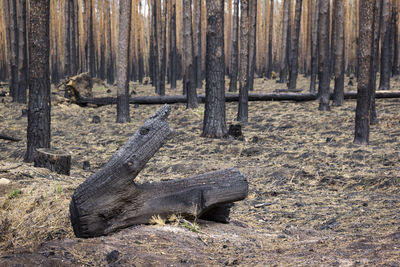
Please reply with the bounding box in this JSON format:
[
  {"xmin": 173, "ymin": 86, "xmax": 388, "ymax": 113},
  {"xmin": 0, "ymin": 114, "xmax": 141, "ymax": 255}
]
[{"xmin": 34, "ymin": 148, "xmax": 71, "ymax": 175}]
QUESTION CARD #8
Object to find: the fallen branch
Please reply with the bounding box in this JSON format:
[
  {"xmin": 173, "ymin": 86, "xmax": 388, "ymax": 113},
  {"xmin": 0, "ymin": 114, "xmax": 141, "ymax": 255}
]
[
  {"xmin": 0, "ymin": 133, "xmax": 21, "ymax": 142},
  {"xmin": 74, "ymin": 91, "xmax": 400, "ymax": 107},
  {"xmin": 70, "ymin": 105, "xmax": 248, "ymax": 238}
]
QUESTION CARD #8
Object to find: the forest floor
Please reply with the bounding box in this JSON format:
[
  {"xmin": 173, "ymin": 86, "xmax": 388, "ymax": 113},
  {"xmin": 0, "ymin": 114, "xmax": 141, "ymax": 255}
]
[{"xmin": 0, "ymin": 76, "xmax": 399, "ymax": 266}]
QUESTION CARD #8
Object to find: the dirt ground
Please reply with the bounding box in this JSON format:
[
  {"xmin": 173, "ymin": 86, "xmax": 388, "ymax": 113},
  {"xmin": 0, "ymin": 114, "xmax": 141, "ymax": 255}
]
[{"xmin": 0, "ymin": 76, "xmax": 399, "ymax": 266}]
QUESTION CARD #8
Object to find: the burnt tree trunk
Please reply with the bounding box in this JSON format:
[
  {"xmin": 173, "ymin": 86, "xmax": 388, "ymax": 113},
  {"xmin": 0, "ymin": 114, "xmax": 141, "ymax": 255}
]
[
  {"xmin": 310, "ymin": 0, "xmax": 319, "ymax": 93},
  {"xmin": 266, "ymin": 0, "xmax": 274, "ymax": 79},
  {"xmin": 183, "ymin": 0, "xmax": 198, "ymax": 108},
  {"xmin": 169, "ymin": 1, "xmax": 177, "ymax": 89},
  {"xmin": 105, "ymin": 0, "xmax": 114, "ymax": 85},
  {"xmin": 87, "ymin": 0, "xmax": 96, "ymax": 77},
  {"xmin": 70, "ymin": 105, "xmax": 248, "ymax": 238},
  {"xmin": 193, "ymin": 0, "xmax": 202, "ymax": 89},
  {"xmin": 116, "ymin": 0, "xmax": 132, "ymax": 123},
  {"xmin": 158, "ymin": 0, "xmax": 167, "ymax": 96},
  {"xmin": 247, "ymin": 0, "xmax": 257, "ymax": 91},
  {"xmin": 64, "ymin": 0, "xmax": 71, "ymax": 77},
  {"xmin": 9, "ymin": 0, "xmax": 18, "ymax": 100},
  {"xmin": 237, "ymin": 0, "xmax": 250, "ymax": 122},
  {"xmin": 16, "ymin": 0, "xmax": 27, "ymax": 103},
  {"xmin": 279, "ymin": 0, "xmax": 290, "ymax": 83},
  {"xmin": 370, "ymin": 0, "xmax": 383, "ymax": 125},
  {"xmin": 379, "ymin": 0, "xmax": 391, "ymax": 90},
  {"xmin": 288, "ymin": 0, "xmax": 303, "ymax": 91},
  {"xmin": 25, "ymin": 0, "xmax": 51, "ymax": 162},
  {"xmin": 332, "ymin": 0, "xmax": 345, "ymax": 106},
  {"xmin": 202, "ymin": 0, "xmax": 227, "ymax": 138},
  {"xmin": 354, "ymin": 0, "xmax": 375, "ymax": 145},
  {"xmin": 392, "ymin": 6, "xmax": 399, "ymax": 76},
  {"xmin": 317, "ymin": 0, "xmax": 331, "ymax": 111},
  {"xmin": 34, "ymin": 148, "xmax": 71, "ymax": 176},
  {"xmin": 228, "ymin": 0, "xmax": 239, "ymax": 92}
]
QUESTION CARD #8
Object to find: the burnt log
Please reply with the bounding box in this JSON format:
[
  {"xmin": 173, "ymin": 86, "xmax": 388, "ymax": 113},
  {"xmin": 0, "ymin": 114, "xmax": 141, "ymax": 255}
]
[
  {"xmin": 69, "ymin": 105, "xmax": 248, "ymax": 238},
  {"xmin": 72, "ymin": 91, "xmax": 400, "ymax": 107},
  {"xmin": 0, "ymin": 133, "xmax": 21, "ymax": 142},
  {"xmin": 34, "ymin": 148, "xmax": 71, "ymax": 175}
]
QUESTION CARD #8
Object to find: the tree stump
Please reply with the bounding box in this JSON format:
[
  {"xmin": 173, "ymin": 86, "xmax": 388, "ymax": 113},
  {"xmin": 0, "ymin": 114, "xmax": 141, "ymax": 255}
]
[
  {"xmin": 34, "ymin": 148, "xmax": 71, "ymax": 175},
  {"xmin": 65, "ymin": 72, "xmax": 93, "ymax": 104},
  {"xmin": 70, "ymin": 105, "xmax": 248, "ymax": 238}
]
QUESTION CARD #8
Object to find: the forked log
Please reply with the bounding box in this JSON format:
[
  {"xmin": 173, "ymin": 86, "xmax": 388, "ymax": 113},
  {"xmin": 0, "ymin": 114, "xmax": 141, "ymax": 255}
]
[
  {"xmin": 73, "ymin": 91, "xmax": 400, "ymax": 107},
  {"xmin": 70, "ymin": 105, "xmax": 248, "ymax": 238}
]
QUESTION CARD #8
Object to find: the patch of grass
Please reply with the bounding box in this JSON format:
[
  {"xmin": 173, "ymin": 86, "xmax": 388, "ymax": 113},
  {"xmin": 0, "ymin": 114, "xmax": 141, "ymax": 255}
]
[
  {"xmin": 8, "ymin": 189, "xmax": 21, "ymax": 199},
  {"xmin": 180, "ymin": 219, "xmax": 200, "ymax": 233},
  {"xmin": 149, "ymin": 215, "xmax": 166, "ymax": 226}
]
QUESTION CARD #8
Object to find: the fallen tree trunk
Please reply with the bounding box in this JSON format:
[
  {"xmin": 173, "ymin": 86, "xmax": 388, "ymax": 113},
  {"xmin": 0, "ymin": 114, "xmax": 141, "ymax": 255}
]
[
  {"xmin": 70, "ymin": 105, "xmax": 248, "ymax": 238},
  {"xmin": 74, "ymin": 91, "xmax": 400, "ymax": 106},
  {"xmin": 0, "ymin": 133, "xmax": 21, "ymax": 142}
]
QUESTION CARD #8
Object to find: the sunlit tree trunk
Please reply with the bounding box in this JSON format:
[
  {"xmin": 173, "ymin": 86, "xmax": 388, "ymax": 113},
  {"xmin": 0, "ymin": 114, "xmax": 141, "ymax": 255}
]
[
  {"xmin": 288, "ymin": 0, "xmax": 303, "ymax": 90},
  {"xmin": 16, "ymin": 0, "xmax": 27, "ymax": 103},
  {"xmin": 332, "ymin": 0, "xmax": 345, "ymax": 106},
  {"xmin": 229, "ymin": 0, "xmax": 239, "ymax": 92},
  {"xmin": 237, "ymin": 0, "xmax": 249, "ymax": 122},
  {"xmin": 279, "ymin": 0, "xmax": 290, "ymax": 83},
  {"xmin": 318, "ymin": 0, "xmax": 330, "ymax": 111}
]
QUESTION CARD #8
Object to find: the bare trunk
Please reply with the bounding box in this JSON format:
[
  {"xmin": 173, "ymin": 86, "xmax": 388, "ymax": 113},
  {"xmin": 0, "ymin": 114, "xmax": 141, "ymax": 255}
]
[
  {"xmin": 310, "ymin": 0, "xmax": 319, "ymax": 93},
  {"xmin": 379, "ymin": 0, "xmax": 391, "ymax": 90},
  {"xmin": 248, "ymin": 0, "xmax": 257, "ymax": 91},
  {"xmin": 9, "ymin": 0, "xmax": 18, "ymax": 99},
  {"xmin": 288, "ymin": 0, "xmax": 303, "ymax": 90},
  {"xmin": 237, "ymin": 0, "xmax": 249, "ymax": 122},
  {"xmin": 279, "ymin": 0, "xmax": 290, "ymax": 83},
  {"xmin": 332, "ymin": 0, "xmax": 345, "ymax": 106},
  {"xmin": 16, "ymin": 0, "xmax": 27, "ymax": 103},
  {"xmin": 229, "ymin": 0, "xmax": 239, "ymax": 92},
  {"xmin": 158, "ymin": 0, "xmax": 167, "ymax": 95},
  {"xmin": 193, "ymin": 0, "xmax": 202, "ymax": 89},
  {"xmin": 169, "ymin": 1, "xmax": 177, "ymax": 89},
  {"xmin": 64, "ymin": 0, "xmax": 71, "ymax": 77},
  {"xmin": 266, "ymin": 0, "xmax": 274, "ymax": 79}
]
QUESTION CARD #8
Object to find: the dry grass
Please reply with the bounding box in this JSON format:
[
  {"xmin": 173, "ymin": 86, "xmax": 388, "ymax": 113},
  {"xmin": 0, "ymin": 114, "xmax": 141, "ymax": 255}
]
[{"xmin": 0, "ymin": 76, "xmax": 399, "ymax": 265}]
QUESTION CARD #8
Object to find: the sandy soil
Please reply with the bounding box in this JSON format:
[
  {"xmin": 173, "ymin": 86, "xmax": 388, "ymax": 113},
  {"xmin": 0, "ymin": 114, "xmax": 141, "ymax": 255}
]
[{"xmin": 0, "ymin": 76, "xmax": 399, "ymax": 266}]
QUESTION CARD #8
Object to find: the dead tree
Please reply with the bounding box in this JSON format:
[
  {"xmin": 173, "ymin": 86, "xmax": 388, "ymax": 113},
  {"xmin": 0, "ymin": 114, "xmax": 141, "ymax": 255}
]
[
  {"xmin": 354, "ymin": 0, "xmax": 375, "ymax": 145},
  {"xmin": 193, "ymin": 0, "xmax": 202, "ymax": 89},
  {"xmin": 70, "ymin": 105, "xmax": 248, "ymax": 238},
  {"xmin": 309, "ymin": 0, "xmax": 319, "ymax": 93},
  {"xmin": 229, "ymin": 0, "xmax": 239, "ymax": 92},
  {"xmin": 16, "ymin": 0, "xmax": 27, "ymax": 103},
  {"xmin": 279, "ymin": 0, "xmax": 290, "ymax": 83},
  {"xmin": 265, "ymin": 0, "xmax": 274, "ymax": 79},
  {"xmin": 248, "ymin": 0, "xmax": 257, "ymax": 91},
  {"xmin": 332, "ymin": 0, "xmax": 345, "ymax": 106},
  {"xmin": 379, "ymin": 0, "xmax": 391, "ymax": 90}
]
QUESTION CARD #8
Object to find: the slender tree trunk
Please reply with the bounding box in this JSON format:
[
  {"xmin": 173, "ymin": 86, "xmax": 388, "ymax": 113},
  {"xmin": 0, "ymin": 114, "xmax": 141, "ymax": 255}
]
[
  {"xmin": 183, "ymin": 0, "xmax": 198, "ymax": 108},
  {"xmin": 2, "ymin": 0, "xmax": 11, "ymax": 84},
  {"xmin": 370, "ymin": 0, "xmax": 383, "ymax": 125},
  {"xmin": 330, "ymin": 0, "xmax": 336, "ymax": 76},
  {"xmin": 310, "ymin": 0, "xmax": 318, "ymax": 93},
  {"xmin": 9, "ymin": 0, "xmax": 18, "ymax": 100},
  {"xmin": 105, "ymin": 0, "xmax": 114, "ymax": 85},
  {"xmin": 248, "ymin": 0, "xmax": 257, "ymax": 91},
  {"xmin": 193, "ymin": 0, "xmax": 202, "ymax": 89},
  {"xmin": 158, "ymin": 0, "xmax": 167, "ymax": 95},
  {"xmin": 116, "ymin": 0, "xmax": 132, "ymax": 123},
  {"xmin": 25, "ymin": 0, "xmax": 51, "ymax": 162},
  {"xmin": 379, "ymin": 0, "xmax": 391, "ymax": 90},
  {"xmin": 391, "ymin": 6, "xmax": 398, "ymax": 76},
  {"xmin": 87, "ymin": 0, "xmax": 95, "ymax": 77},
  {"xmin": 332, "ymin": 0, "xmax": 345, "ymax": 106},
  {"xmin": 237, "ymin": 0, "xmax": 249, "ymax": 122},
  {"xmin": 71, "ymin": 0, "xmax": 78, "ymax": 75},
  {"xmin": 169, "ymin": 1, "xmax": 177, "ymax": 89},
  {"xmin": 137, "ymin": 0, "xmax": 144, "ymax": 83},
  {"xmin": 279, "ymin": 0, "xmax": 290, "ymax": 83},
  {"xmin": 152, "ymin": 0, "xmax": 160, "ymax": 93},
  {"xmin": 354, "ymin": 0, "xmax": 375, "ymax": 145},
  {"xmin": 16, "ymin": 0, "xmax": 27, "ymax": 103},
  {"xmin": 202, "ymin": 0, "xmax": 227, "ymax": 138},
  {"xmin": 318, "ymin": 0, "xmax": 331, "ymax": 111},
  {"xmin": 64, "ymin": 0, "xmax": 71, "ymax": 77},
  {"xmin": 288, "ymin": 0, "xmax": 303, "ymax": 90},
  {"xmin": 266, "ymin": 0, "xmax": 274, "ymax": 79},
  {"xmin": 229, "ymin": 0, "xmax": 239, "ymax": 92}
]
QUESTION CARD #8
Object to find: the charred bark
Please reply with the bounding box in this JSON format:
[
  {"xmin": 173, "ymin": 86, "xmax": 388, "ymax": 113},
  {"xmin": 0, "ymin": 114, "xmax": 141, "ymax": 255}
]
[
  {"xmin": 266, "ymin": 0, "xmax": 274, "ymax": 79},
  {"xmin": 279, "ymin": 0, "xmax": 290, "ymax": 83},
  {"xmin": 332, "ymin": 0, "xmax": 345, "ymax": 106},
  {"xmin": 15, "ymin": 0, "xmax": 27, "ymax": 103},
  {"xmin": 248, "ymin": 0, "xmax": 257, "ymax": 91},
  {"xmin": 379, "ymin": 0, "xmax": 391, "ymax": 90},
  {"xmin": 310, "ymin": 0, "xmax": 319, "ymax": 93},
  {"xmin": 288, "ymin": 0, "xmax": 303, "ymax": 91},
  {"xmin": 229, "ymin": 0, "xmax": 239, "ymax": 92}
]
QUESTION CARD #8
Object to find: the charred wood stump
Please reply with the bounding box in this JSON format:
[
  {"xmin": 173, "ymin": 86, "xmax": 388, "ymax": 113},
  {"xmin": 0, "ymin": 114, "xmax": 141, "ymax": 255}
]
[
  {"xmin": 34, "ymin": 148, "xmax": 71, "ymax": 175},
  {"xmin": 69, "ymin": 105, "xmax": 248, "ymax": 238}
]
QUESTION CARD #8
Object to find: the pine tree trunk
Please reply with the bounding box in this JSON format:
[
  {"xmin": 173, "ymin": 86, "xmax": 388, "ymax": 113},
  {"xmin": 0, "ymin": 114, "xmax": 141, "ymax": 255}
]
[
  {"xmin": 310, "ymin": 0, "xmax": 318, "ymax": 93},
  {"xmin": 392, "ymin": 6, "xmax": 399, "ymax": 76},
  {"xmin": 379, "ymin": 0, "xmax": 391, "ymax": 90},
  {"xmin": 169, "ymin": 1, "xmax": 177, "ymax": 89},
  {"xmin": 354, "ymin": 0, "xmax": 375, "ymax": 145},
  {"xmin": 9, "ymin": 0, "xmax": 18, "ymax": 100},
  {"xmin": 266, "ymin": 0, "xmax": 274, "ymax": 79},
  {"xmin": 288, "ymin": 0, "xmax": 303, "ymax": 91},
  {"xmin": 279, "ymin": 0, "xmax": 290, "ymax": 83},
  {"xmin": 247, "ymin": 0, "xmax": 257, "ymax": 91},
  {"xmin": 193, "ymin": 0, "xmax": 202, "ymax": 89},
  {"xmin": 116, "ymin": 0, "xmax": 132, "ymax": 123},
  {"xmin": 64, "ymin": 0, "xmax": 71, "ymax": 77},
  {"xmin": 16, "ymin": 0, "xmax": 27, "ymax": 103},
  {"xmin": 332, "ymin": 0, "xmax": 345, "ymax": 106},
  {"xmin": 183, "ymin": 0, "xmax": 198, "ymax": 108},
  {"xmin": 25, "ymin": 0, "xmax": 51, "ymax": 162},
  {"xmin": 202, "ymin": 0, "xmax": 227, "ymax": 138},
  {"xmin": 87, "ymin": 0, "xmax": 96, "ymax": 77},
  {"xmin": 317, "ymin": 0, "xmax": 331, "ymax": 111},
  {"xmin": 105, "ymin": 0, "xmax": 114, "ymax": 85},
  {"xmin": 237, "ymin": 0, "xmax": 249, "ymax": 122},
  {"xmin": 229, "ymin": 0, "xmax": 239, "ymax": 92},
  {"xmin": 158, "ymin": 0, "xmax": 167, "ymax": 95},
  {"xmin": 71, "ymin": 0, "xmax": 78, "ymax": 75},
  {"xmin": 151, "ymin": 0, "xmax": 160, "ymax": 93}
]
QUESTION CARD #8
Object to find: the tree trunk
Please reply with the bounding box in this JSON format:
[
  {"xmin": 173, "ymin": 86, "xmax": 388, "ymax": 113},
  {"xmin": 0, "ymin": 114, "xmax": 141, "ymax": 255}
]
[
  {"xmin": 392, "ymin": 6, "xmax": 399, "ymax": 76},
  {"xmin": 151, "ymin": 0, "xmax": 160, "ymax": 93},
  {"xmin": 229, "ymin": 0, "xmax": 239, "ymax": 92},
  {"xmin": 279, "ymin": 0, "xmax": 290, "ymax": 83},
  {"xmin": 183, "ymin": 0, "xmax": 198, "ymax": 108},
  {"xmin": 25, "ymin": 0, "xmax": 51, "ymax": 162},
  {"xmin": 137, "ymin": 0, "xmax": 144, "ymax": 83},
  {"xmin": 71, "ymin": 0, "xmax": 78, "ymax": 75},
  {"xmin": 70, "ymin": 105, "xmax": 248, "ymax": 237},
  {"xmin": 354, "ymin": 0, "xmax": 375, "ymax": 145},
  {"xmin": 317, "ymin": 0, "xmax": 331, "ymax": 111},
  {"xmin": 310, "ymin": 0, "xmax": 319, "ymax": 93},
  {"xmin": 237, "ymin": 0, "xmax": 250, "ymax": 122},
  {"xmin": 87, "ymin": 0, "xmax": 96, "ymax": 77},
  {"xmin": 158, "ymin": 0, "xmax": 167, "ymax": 96},
  {"xmin": 9, "ymin": 0, "xmax": 18, "ymax": 100},
  {"xmin": 193, "ymin": 0, "xmax": 202, "ymax": 89},
  {"xmin": 64, "ymin": 0, "xmax": 71, "ymax": 77},
  {"xmin": 116, "ymin": 0, "xmax": 132, "ymax": 123},
  {"xmin": 105, "ymin": 0, "xmax": 114, "ymax": 85},
  {"xmin": 332, "ymin": 0, "xmax": 345, "ymax": 106},
  {"xmin": 288, "ymin": 0, "xmax": 303, "ymax": 90},
  {"xmin": 247, "ymin": 0, "xmax": 257, "ymax": 91},
  {"xmin": 370, "ymin": 0, "xmax": 383, "ymax": 125},
  {"xmin": 169, "ymin": 1, "xmax": 177, "ymax": 89},
  {"xmin": 379, "ymin": 0, "xmax": 391, "ymax": 90},
  {"xmin": 16, "ymin": 0, "xmax": 27, "ymax": 103},
  {"xmin": 266, "ymin": 0, "xmax": 274, "ymax": 79},
  {"xmin": 202, "ymin": 0, "xmax": 227, "ymax": 138}
]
